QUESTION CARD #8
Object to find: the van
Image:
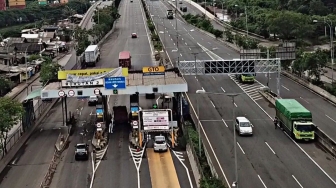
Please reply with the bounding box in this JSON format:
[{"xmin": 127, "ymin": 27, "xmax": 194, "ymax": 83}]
[
  {"xmin": 235, "ymin": 117, "xmax": 253, "ymax": 136},
  {"xmin": 154, "ymin": 135, "xmax": 168, "ymax": 152}
]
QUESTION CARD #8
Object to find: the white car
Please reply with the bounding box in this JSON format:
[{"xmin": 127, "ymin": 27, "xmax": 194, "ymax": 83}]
[
  {"xmin": 154, "ymin": 135, "xmax": 168, "ymax": 152},
  {"xmin": 235, "ymin": 117, "xmax": 253, "ymax": 136},
  {"xmin": 172, "ymin": 0, "xmax": 175, "ymax": 2}
]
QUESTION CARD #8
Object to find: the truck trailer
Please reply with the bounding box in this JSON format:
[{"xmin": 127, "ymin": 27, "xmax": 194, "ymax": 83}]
[
  {"xmin": 84, "ymin": 45, "xmax": 100, "ymax": 67},
  {"xmin": 113, "ymin": 106, "xmax": 129, "ymax": 126},
  {"xmin": 119, "ymin": 51, "xmax": 131, "ymax": 69},
  {"xmin": 275, "ymin": 99, "xmax": 316, "ymax": 141}
]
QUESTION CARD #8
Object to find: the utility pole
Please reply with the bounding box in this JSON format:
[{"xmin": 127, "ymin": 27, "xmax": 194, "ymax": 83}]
[
  {"xmin": 245, "ymin": 6, "xmax": 248, "ymax": 37},
  {"xmin": 175, "ymin": 0, "xmax": 179, "ymax": 67}
]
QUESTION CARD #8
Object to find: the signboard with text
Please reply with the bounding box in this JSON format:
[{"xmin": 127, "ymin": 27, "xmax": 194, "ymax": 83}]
[
  {"xmin": 61, "ymin": 79, "xmax": 104, "ymax": 87},
  {"xmin": 57, "ymin": 68, "xmax": 129, "ymax": 80},
  {"xmin": 142, "ymin": 111, "xmax": 169, "ymax": 130},
  {"xmin": 142, "ymin": 66, "xmax": 165, "ymax": 76}
]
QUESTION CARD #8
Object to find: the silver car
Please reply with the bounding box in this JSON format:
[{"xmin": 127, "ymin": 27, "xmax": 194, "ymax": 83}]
[{"xmin": 154, "ymin": 136, "xmax": 168, "ymax": 152}]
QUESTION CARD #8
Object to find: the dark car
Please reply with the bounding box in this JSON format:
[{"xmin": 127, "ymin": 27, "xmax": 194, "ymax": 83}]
[
  {"xmin": 131, "ymin": 33, "xmax": 137, "ymax": 38},
  {"xmin": 88, "ymin": 96, "xmax": 98, "ymax": 106},
  {"xmin": 180, "ymin": 6, "xmax": 187, "ymax": 12},
  {"xmin": 75, "ymin": 143, "xmax": 89, "ymax": 161}
]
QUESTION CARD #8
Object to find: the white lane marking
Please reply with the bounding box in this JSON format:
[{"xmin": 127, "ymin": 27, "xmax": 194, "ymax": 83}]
[
  {"xmin": 173, "ymin": 43, "xmax": 176, "ymax": 45},
  {"xmin": 189, "ymin": 47, "xmax": 191, "ymax": 50},
  {"xmin": 221, "ymin": 87, "xmax": 226, "ymax": 92},
  {"xmin": 292, "ymin": 175, "xmax": 304, "ymax": 188},
  {"xmin": 210, "ymin": 100, "xmax": 215, "ymax": 108},
  {"xmin": 234, "ymin": 103, "xmax": 237, "ymax": 107},
  {"xmin": 171, "ymin": 38, "xmax": 173, "ymax": 40},
  {"xmin": 222, "ymin": 119, "xmax": 228, "ymax": 127},
  {"xmin": 212, "ymin": 76, "xmax": 216, "ymax": 80},
  {"xmin": 326, "ymin": 115, "xmax": 336, "ymax": 123},
  {"xmin": 208, "ymin": 42, "xmax": 211, "ymax": 44},
  {"xmin": 182, "ymin": 38, "xmax": 184, "ymax": 40},
  {"xmin": 258, "ymin": 175, "xmax": 267, "ymax": 188},
  {"xmin": 202, "ymin": 87, "xmax": 205, "ymax": 91},
  {"xmin": 201, "ymin": 38, "xmax": 204, "ymax": 40},
  {"xmin": 169, "ymin": 34, "xmax": 170, "ymax": 36},
  {"xmin": 180, "ymin": 53, "xmax": 183, "ymax": 57},
  {"xmin": 282, "ymin": 85, "xmax": 290, "ymax": 91},
  {"xmin": 283, "ymin": 132, "xmax": 336, "ymax": 185},
  {"xmin": 265, "ymin": 142, "xmax": 276, "ymax": 155},
  {"xmin": 185, "ymin": 42, "xmax": 187, "ymax": 45},
  {"xmin": 237, "ymin": 142, "xmax": 245, "ymax": 154},
  {"xmin": 171, "ymin": 150, "xmax": 194, "ymax": 188},
  {"xmin": 299, "ymin": 97, "xmax": 309, "ymax": 104}
]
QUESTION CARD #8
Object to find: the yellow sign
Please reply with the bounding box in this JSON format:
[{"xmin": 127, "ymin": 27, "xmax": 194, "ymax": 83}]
[
  {"xmin": 142, "ymin": 66, "xmax": 165, "ymax": 75},
  {"xmin": 58, "ymin": 68, "xmax": 129, "ymax": 80}
]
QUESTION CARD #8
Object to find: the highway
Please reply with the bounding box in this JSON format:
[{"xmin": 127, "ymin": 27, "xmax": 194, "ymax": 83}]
[
  {"xmin": 149, "ymin": 0, "xmax": 336, "ymax": 187},
  {"xmin": 91, "ymin": 0, "xmax": 152, "ymax": 186}
]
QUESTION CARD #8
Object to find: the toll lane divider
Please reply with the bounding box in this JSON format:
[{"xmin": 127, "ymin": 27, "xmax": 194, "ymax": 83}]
[{"xmin": 258, "ymin": 89, "xmax": 336, "ymax": 158}]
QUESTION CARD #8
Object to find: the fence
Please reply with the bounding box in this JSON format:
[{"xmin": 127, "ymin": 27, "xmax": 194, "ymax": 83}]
[{"xmin": 0, "ymin": 99, "xmax": 54, "ymax": 160}]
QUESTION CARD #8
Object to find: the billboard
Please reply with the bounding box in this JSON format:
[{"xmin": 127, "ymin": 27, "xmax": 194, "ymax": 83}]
[
  {"xmin": 142, "ymin": 111, "xmax": 169, "ymax": 130},
  {"xmin": 57, "ymin": 68, "xmax": 129, "ymax": 80}
]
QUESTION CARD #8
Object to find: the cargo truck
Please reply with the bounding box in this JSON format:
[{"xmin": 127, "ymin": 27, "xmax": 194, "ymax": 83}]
[
  {"xmin": 84, "ymin": 45, "xmax": 100, "ymax": 67},
  {"xmin": 119, "ymin": 51, "xmax": 131, "ymax": 69},
  {"xmin": 167, "ymin": 10, "xmax": 174, "ymax": 19},
  {"xmin": 275, "ymin": 99, "xmax": 316, "ymax": 141},
  {"xmin": 113, "ymin": 106, "xmax": 129, "ymax": 126}
]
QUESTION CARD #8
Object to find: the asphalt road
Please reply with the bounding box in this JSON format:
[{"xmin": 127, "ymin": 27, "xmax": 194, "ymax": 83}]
[
  {"xmin": 0, "ymin": 102, "xmax": 63, "ymax": 188},
  {"xmin": 148, "ymin": 0, "xmax": 336, "ymax": 187},
  {"xmin": 91, "ymin": 0, "xmax": 154, "ymax": 187}
]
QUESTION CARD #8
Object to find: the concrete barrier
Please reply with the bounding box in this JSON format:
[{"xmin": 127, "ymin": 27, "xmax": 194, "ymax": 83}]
[
  {"xmin": 259, "ymin": 89, "xmax": 336, "ymax": 157},
  {"xmin": 40, "ymin": 149, "xmax": 61, "ymax": 188},
  {"xmin": 55, "ymin": 127, "xmax": 70, "ymax": 152}
]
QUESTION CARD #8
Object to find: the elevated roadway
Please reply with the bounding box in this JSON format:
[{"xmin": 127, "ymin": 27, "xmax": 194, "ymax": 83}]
[{"xmin": 148, "ymin": 0, "xmax": 336, "ymax": 187}]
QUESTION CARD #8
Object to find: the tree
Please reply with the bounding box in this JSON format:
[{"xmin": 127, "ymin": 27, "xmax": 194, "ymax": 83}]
[
  {"xmin": 74, "ymin": 26, "xmax": 90, "ymax": 56},
  {"xmin": 0, "ymin": 97, "xmax": 24, "ymax": 156},
  {"xmin": 266, "ymin": 11, "xmax": 314, "ymax": 40},
  {"xmin": 40, "ymin": 57, "xmax": 62, "ymax": 85},
  {"xmin": 0, "ymin": 78, "xmax": 12, "ymax": 96},
  {"xmin": 213, "ymin": 29, "xmax": 223, "ymax": 39},
  {"xmin": 224, "ymin": 29, "xmax": 234, "ymax": 43}
]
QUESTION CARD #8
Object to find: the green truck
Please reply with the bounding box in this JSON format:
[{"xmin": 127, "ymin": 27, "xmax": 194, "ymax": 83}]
[
  {"xmin": 235, "ymin": 74, "xmax": 255, "ymax": 83},
  {"xmin": 275, "ymin": 99, "xmax": 316, "ymax": 141}
]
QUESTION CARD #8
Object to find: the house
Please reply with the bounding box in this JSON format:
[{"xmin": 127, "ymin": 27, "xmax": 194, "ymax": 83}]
[
  {"xmin": 41, "ymin": 26, "xmax": 59, "ymax": 33},
  {"xmin": 40, "ymin": 32, "xmax": 56, "ymax": 42},
  {"xmin": 21, "ymin": 34, "xmax": 39, "ymax": 39}
]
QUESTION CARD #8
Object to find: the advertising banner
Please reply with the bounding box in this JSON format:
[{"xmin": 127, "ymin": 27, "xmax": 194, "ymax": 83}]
[{"xmin": 142, "ymin": 111, "xmax": 169, "ymax": 130}]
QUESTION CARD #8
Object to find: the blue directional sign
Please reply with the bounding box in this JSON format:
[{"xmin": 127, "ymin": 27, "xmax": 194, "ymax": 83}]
[{"xmin": 104, "ymin": 77, "xmax": 126, "ymax": 89}]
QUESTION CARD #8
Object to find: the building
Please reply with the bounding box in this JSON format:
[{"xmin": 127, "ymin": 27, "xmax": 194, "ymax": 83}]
[
  {"xmin": 60, "ymin": 0, "xmax": 68, "ymax": 4},
  {"xmin": 0, "ymin": 0, "xmax": 6, "ymax": 10},
  {"xmin": 8, "ymin": 0, "xmax": 26, "ymax": 9}
]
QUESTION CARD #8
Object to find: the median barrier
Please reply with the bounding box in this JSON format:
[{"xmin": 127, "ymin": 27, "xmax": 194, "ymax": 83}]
[
  {"xmin": 55, "ymin": 126, "xmax": 70, "ymax": 152},
  {"xmin": 40, "ymin": 149, "xmax": 61, "ymax": 188},
  {"xmin": 259, "ymin": 89, "xmax": 336, "ymax": 158}
]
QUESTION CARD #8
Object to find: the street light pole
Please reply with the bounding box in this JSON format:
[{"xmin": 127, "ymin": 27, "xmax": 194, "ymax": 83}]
[
  {"xmin": 175, "ymin": 0, "xmax": 179, "ymax": 66},
  {"xmin": 228, "ymin": 94, "xmax": 239, "ymax": 188},
  {"xmin": 245, "ymin": 6, "xmax": 248, "ymax": 37},
  {"xmin": 197, "ymin": 93, "xmax": 201, "ymax": 156}
]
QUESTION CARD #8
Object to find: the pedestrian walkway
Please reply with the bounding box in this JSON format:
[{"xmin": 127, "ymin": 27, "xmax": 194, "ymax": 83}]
[{"xmin": 229, "ymin": 74, "xmax": 264, "ymax": 101}]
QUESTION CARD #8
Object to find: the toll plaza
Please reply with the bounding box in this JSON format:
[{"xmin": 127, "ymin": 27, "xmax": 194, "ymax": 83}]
[{"xmin": 37, "ymin": 66, "xmax": 187, "ymax": 149}]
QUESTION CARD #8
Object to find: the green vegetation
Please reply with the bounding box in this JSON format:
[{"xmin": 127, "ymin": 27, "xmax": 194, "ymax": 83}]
[
  {"xmin": 183, "ymin": 14, "xmax": 223, "ymax": 39},
  {"xmin": 90, "ymin": 5, "xmax": 120, "ymax": 43},
  {"xmin": 40, "ymin": 57, "xmax": 62, "ymax": 86},
  {"xmin": 141, "ymin": 0, "xmax": 163, "ymax": 51},
  {"xmin": 75, "ymin": 26, "xmax": 91, "ymax": 56},
  {"xmin": 184, "ymin": 121, "xmax": 227, "ymax": 188},
  {"xmin": 0, "ymin": 0, "xmax": 90, "ymax": 38},
  {"xmin": 210, "ymin": 0, "xmax": 335, "ymax": 44},
  {"xmin": 0, "ymin": 78, "xmax": 13, "ymax": 97},
  {"xmin": 0, "ymin": 97, "xmax": 24, "ymax": 156}
]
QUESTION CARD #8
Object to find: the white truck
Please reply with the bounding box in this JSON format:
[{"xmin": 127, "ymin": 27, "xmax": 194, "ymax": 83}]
[
  {"xmin": 84, "ymin": 45, "xmax": 100, "ymax": 67},
  {"xmin": 166, "ymin": 10, "xmax": 174, "ymax": 19}
]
